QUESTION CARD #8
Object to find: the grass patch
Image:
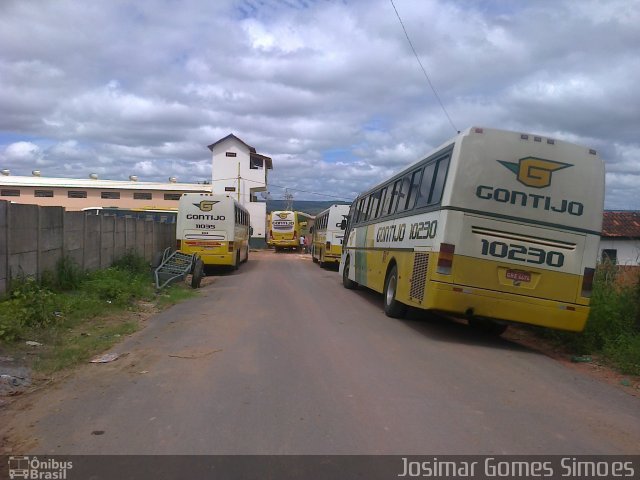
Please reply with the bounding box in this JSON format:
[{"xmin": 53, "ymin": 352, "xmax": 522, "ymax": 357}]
[
  {"xmin": 0, "ymin": 252, "xmax": 199, "ymax": 374},
  {"xmin": 536, "ymin": 263, "xmax": 640, "ymax": 375},
  {"xmin": 157, "ymin": 282, "xmax": 199, "ymax": 308},
  {"xmin": 32, "ymin": 320, "xmax": 139, "ymax": 374}
]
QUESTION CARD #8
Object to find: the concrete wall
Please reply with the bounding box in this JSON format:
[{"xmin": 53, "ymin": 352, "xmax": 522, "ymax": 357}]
[{"xmin": 0, "ymin": 200, "xmax": 175, "ymax": 295}]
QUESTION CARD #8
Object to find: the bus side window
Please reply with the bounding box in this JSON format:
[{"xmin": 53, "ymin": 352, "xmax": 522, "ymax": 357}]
[
  {"xmin": 397, "ymin": 174, "xmax": 413, "ymax": 212},
  {"xmin": 363, "ymin": 196, "xmax": 373, "ymax": 222},
  {"xmin": 369, "ymin": 191, "xmax": 380, "ymax": 220},
  {"xmin": 388, "ymin": 179, "xmax": 403, "ymax": 215},
  {"xmin": 378, "ymin": 187, "xmax": 389, "ymax": 218},
  {"xmin": 355, "ymin": 198, "xmax": 365, "ymax": 224},
  {"xmin": 415, "ymin": 161, "xmax": 436, "ymax": 209},
  {"xmin": 406, "ymin": 169, "xmax": 423, "ymax": 211},
  {"xmin": 428, "ymin": 156, "xmax": 450, "ymax": 204}
]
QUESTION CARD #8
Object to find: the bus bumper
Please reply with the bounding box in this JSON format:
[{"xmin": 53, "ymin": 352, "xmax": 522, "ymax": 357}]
[
  {"xmin": 198, "ymin": 252, "xmax": 235, "ymax": 266},
  {"xmin": 273, "ymin": 240, "xmax": 298, "ymax": 248},
  {"xmin": 323, "ymin": 253, "xmax": 341, "ymax": 264},
  {"xmin": 427, "ymin": 282, "xmax": 589, "ymax": 332}
]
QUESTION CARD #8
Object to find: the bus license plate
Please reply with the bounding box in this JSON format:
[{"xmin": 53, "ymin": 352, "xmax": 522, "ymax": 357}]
[{"xmin": 506, "ymin": 270, "xmax": 531, "ymax": 282}]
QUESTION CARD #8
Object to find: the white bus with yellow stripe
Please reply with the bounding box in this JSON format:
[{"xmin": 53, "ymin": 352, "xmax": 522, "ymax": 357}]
[
  {"xmin": 340, "ymin": 127, "xmax": 604, "ymax": 333},
  {"xmin": 311, "ymin": 204, "xmax": 350, "ymax": 267},
  {"xmin": 177, "ymin": 193, "xmax": 250, "ymax": 269}
]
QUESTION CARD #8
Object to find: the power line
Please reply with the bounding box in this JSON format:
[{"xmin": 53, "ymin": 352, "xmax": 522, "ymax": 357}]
[
  {"xmin": 389, "ymin": 0, "xmax": 458, "ymax": 133},
  {"xmin": 211, "ymin": 177, "xmax": 353, "ymax": 202}
]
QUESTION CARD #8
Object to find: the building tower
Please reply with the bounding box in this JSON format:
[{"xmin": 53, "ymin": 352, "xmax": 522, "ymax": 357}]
[{"xmin": 207, "ymin": 134, "xmax": 273, "ymax": 248}]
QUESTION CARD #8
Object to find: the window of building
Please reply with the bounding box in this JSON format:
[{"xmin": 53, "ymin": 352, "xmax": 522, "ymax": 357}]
[
  {"xmin": 68, "ymin": 191, "xmax": 87, "ymax": 198},
  {"xmin": 250, "ymin": 157, "xmax": 263, "ymax": 169},
  {"xmin": 164, "ymin": 193, "xmax": 182, "ymax": 201},
  {"xmin": 35, "ymin": 190, "xmax": 54, "ymax": 197},
  {"xmin": 1, "ymin": 189, "xmax": 20, "ymax": 197},
  {"xmin": 134, "ymin": 192, "xmax": 152, "ymax": 200},
  {"xmin": 225, "ymin": 152, "xmax": 237, "ymax": 157},
  {"xmin": 601, "ymin": 249, "xmax": 617, "ymax": 264},
  {"xmin": 101, "ymin": 191, "xmax": 120, "ymax": 199}
]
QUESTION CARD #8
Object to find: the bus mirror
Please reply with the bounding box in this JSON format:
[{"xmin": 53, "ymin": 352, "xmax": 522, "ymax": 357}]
[
  {"xmin": 309, "ymin": 226, "xmax": 314, "ymax": 233},
  {"xmin": 340, "ymin": 219, "xmax": 347, "ymax": 230}
]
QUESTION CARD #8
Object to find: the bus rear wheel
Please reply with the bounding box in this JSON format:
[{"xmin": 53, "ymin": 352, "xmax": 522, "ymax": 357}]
[
  {"xmin": 342, "ymin": 256, "xmax": 357, "ymax": 290},
  {"xmin": 384, "ymin": 265, "xmax": 407, "ymax": 318},
  {"xmin": 234, "ymin": 250, "xmax": 240, "ymax": 270},
  {"xmin": 191, "ymin": 258, "xmax": 204, "ymax": 289}
]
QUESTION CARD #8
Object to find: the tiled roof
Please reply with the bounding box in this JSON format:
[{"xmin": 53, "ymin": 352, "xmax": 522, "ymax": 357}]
[{"xmin": 602, "ymin": 211, "xmax": 640, "ymax": 238}]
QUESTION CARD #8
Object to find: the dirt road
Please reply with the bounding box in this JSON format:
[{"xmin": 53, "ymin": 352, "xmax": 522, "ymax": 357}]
[{"xmin": 2, "ymin": 250, "xmax": 639, "ymax": 454}]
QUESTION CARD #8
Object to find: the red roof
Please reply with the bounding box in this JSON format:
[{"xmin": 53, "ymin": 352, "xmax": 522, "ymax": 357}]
[{"xmin": 602, "ymin": 211, "xmax": 640, "ymax": 238}]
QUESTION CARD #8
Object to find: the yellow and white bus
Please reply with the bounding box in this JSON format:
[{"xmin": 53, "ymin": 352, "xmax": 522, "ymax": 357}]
[
  {"xmin": 311, "ymin": 204, "xmax": 350, "ymax": 267},
  {"xmin": 340, "ymin": 127, "xmax": 604, "ymax": 333},
  {"xmin": 270, "ymin": 210, "xmax": 313, "ymax": 252},
  {"xmin": 177, "ymin": 193, "xmax": 250, "ymax": 269}
]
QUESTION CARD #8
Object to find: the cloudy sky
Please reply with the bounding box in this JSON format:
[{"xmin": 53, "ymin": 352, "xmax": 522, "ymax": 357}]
[{"xmin": 0, "ymin": 0, "xmax": 638, "ymax": 207}]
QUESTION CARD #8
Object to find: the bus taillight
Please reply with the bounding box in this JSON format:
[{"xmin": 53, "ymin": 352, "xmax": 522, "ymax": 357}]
[
  {"xmin": 326, "ymin": 241, "xmax": 331, "ymax": 251},
  {"xmin": 176, "ymin": 240, "xmax": 181, "ymax": 250},
  {"xmin": 437, "ymin": 243, "xmax": 455, "ymax": 275},
  {"xmin": 581, "ymin": 267, "xmax": 595, "ymax": 297},
  {"xmin": 293, "ymin": 230, "xmax": 297, "ymax": 239},
  {"xmin": 228, "ymin": 241, "xmax": 234, "ymax": 252}
]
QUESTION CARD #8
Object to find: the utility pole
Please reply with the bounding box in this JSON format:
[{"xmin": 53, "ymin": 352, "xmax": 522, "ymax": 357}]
[
  {"xmin": 284, "ymin": 189, "xmax": 294, "ymax": 211},
  {"xmin": 237, "ymin": 162, "xmax": 241, "ymax": 203}
]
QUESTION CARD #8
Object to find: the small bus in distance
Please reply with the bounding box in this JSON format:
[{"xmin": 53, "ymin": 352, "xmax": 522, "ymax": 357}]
[
  {"xmin": 270, "ymin": 210, "xmax": 313, "ymax": 252},
  {"xmin": 177, "ymin": 193, "xmax": 250, "ymax": 269},
  {"xmin": 311, "ymin": 204, "xmax": 350, "ymax": 267},
  {"xmin": 340, "ymin": 127, "xmax": 604, "ymax": 334}
]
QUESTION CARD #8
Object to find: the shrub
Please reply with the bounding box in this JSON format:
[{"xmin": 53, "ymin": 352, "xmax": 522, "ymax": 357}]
[
  {"xmin": 0, "ymin": 276, "xmax": 61, "ymax": 341},
  {"xmin": 42, "ymin": 256, "xmax": 85, "ymax": 291},
  {"xmin": 9, "ymin": 276, "xmax": 59, "ymax": 327},
  {"xmin": 112, "ymin": 251, "xmax": 150, "ymax": 274}
]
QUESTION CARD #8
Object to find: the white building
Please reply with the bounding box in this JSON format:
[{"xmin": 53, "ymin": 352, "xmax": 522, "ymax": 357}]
[
  {"xmin": 0, "ymin": 172, "xmax": 209, "ymax": 210},
  {"xmin": 600, "ymin": 211, "xmax": 640, "ymax": 266},
  {"xmin": 208, "ymin": 134, "xmax": 273, "ymax": 247}
]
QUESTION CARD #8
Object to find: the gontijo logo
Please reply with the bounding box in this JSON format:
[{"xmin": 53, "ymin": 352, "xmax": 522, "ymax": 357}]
[
  {"xmin": 193, "ymin": 200, "xmax": 219, "ymax": 212},
  {"xmin": 276, "ymin": 212, "xmax": 290, "ymax": 219},
  {"xmin": 498, "ymin": 157, "xmax": 572, "ymax": 188}
]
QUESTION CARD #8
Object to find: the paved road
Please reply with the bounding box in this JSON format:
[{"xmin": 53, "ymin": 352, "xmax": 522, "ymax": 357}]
[{"xmin": 4, "ymin": 250, "xmax": 640, "ymax": 454}]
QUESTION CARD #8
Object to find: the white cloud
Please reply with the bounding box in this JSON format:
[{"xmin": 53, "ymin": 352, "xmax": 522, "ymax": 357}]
[
  {"xmin": 0, "ymin": 0, "xmax": 638, "ymax": 208},
  {"xmin": 4, "ymin": 141, "xmax": 42, "ymax": 161}
]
